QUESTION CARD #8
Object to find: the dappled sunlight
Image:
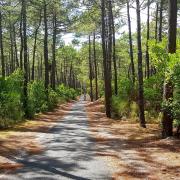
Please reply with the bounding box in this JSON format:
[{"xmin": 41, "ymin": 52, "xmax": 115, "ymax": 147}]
[
  {"xmin": 0, "ymin": 102, "xmax": 72, "ymax": 172},
  {"xmin": 86, "ymin": 100, "xmax": 180, "ymax": 179}
]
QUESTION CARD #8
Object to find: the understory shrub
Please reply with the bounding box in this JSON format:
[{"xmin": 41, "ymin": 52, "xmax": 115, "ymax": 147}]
[
  {"xmin": 0, "ymin": 69, "xmax": 24, "ymax": 128},
  {"xmin": 0, "ymin": 71, "xmax": 78, "ymax": 127},
  {"xmin": 56, "ymin": 84, "xmax": 78, "ymax": 101},
  {"xmin": 111, "ymin": 77, "xmax": 135, "ymax": 118},
  {"xmin": 27, "ymin": 80, "xmax": 48, "ymax": 118},
  {"xmin": 173, "ymin": 64, "xmax": 180, "ymax": 129}
]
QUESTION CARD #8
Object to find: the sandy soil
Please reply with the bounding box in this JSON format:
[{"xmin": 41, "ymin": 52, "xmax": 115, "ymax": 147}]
[
  {"xmin": 0, "ymin": 102, "xmax": 73, "ymax": 173},
  {"xmin": 86, "ymin": 100, "xmax": 180, "ymax": 180}
]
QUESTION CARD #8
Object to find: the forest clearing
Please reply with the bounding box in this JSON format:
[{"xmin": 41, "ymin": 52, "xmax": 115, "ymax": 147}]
[{"xmin": 0, "ymin": 0, "xmax": 180, "ymax": 179}]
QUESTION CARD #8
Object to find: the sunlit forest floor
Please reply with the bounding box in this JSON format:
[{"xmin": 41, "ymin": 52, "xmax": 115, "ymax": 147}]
[
  {"xmin": 86, "ymin": 100, "xmax": 180, "ymax": 180},
  {"xmin": 0, "ymin": 102, "xmax": 72, "ymax": 173}
]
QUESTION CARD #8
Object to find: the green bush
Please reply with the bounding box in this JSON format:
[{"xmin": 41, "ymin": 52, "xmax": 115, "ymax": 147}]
[
  {"xmin": 144, "ymin": 75, "xmax": 162, "ymax": 113},
  {"xmin": 27, "ymin": 80, "xmax": 48, "ymax": 118},
  {"xmin": 111, "ymin": 95, "xmax": 129, "ymax": 118},
  {"xmin": 0, "ymin": 69, "xmax": 24, "ymax": 128},
  {"xmin": 56, "ymin": 84, "xmax": 78, "ymax": 101},
  {"xmin": 48, "ymin": 88, "xmax": 59, "ymax": 110},
  {"xmin": 173, "ymin": 63, "xmax": 180, "ymax": 128}
]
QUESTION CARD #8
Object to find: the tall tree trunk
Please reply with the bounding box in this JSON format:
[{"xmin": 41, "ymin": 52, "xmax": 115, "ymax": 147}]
[
  {"xmin": 162, "ymin": 0, "xmax": 177, "ymax": 138},
  {"xmin": 93, "ymin": 32, "xmax": 98, "ymax": 100},
  {"xmin": 136, "ymin": 0, "xmax": 146, "ymax": 128},
  {"xmin": 89, "ymin": 35, "xmax": 93, "ymax": 102},
  {"xmin": 9, "ymin": 23, "xmax": 14, "ymax": 73},
  {"xmin": 146, "ymin": 0, "xmax": 150, "ymax": 79},
  {"xmin": 0, "ymin": 11, "xmax": 5, "ymax": 77},
  {"xmin": 159, "ymin": 0, "xmax": 163, "ymax": 42},
  {"xmin": 127, "ymin": 0, "xmax": 135, "ymax": 83},
  {"xmin": 22, "ymin": 0, "xmax": 28, "ymax": 117},
  {"xmin": 44, "ymin": 0, "xmax": 49, "ymax": 91},
  {"xmin": 51, "ymin": 11, "xmax": 57, "ymax": 90},
  {"xmin": 20, "ymin": 8, "xmax": 23, "ymax": 70},
  {"xmin": 31, "ymin": 12, "xmax": 41, "ymax": 81},
  {"xmin": 109, "ymin": 0, "xmax": 118, "ymax": 95},
  {"xmin": 101, "ymin": 0, "xmax": 112, "ymax": 118},
  {"xmin": 13, "ymin": 24, "xmax": 19, "ymax": 68},
  {"xmin": 155, "ymin": 3, "xmax": 159, "ymax": 42}
]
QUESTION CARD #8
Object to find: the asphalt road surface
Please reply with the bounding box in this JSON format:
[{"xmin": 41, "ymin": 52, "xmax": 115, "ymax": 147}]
[{"xmin": 1, "ymin": 98, "xmax": 111, "ymax": 180}]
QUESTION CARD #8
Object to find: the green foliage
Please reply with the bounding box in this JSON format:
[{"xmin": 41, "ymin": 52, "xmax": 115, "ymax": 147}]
[
  {"xmin": 27, "ymin": 81, "xmax": 48, "ymax": 118},
  {"xmin": 173, "ymin": 63, "xmax": 180, "ymax": 127},
  {"xmin": 0, "ymin": 69, "xmax": 24, "ymax": 128},
  {"xmin": 56, "ymin": 84, "xmax": 78, "ymax": 101},
  {"xmin": 144, "ymin": 75, "xmax": 162, "ymax": 113},
  {"xmin": 48, "ymin": 88, "xmax": 59, "ymax": 110},
  {"xmin": 111, "ymin": 77, "xmax": 135, "ymax": 118},
  {"xmin": 112, "ymin": 96, "xmax": 129, "ymax": 118},
  {"xmin": 0, "ymin": 71, "xmax": 78, "ymax": 127}
]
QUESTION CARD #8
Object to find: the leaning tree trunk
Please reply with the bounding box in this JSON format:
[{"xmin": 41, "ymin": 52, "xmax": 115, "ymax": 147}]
[
  {"xmin": 162, "ymin": 0, "xmax": 177, "ymax": 138},
  {"xmin": 136, "ymin": 0, "xmax": 146, "ymax": 128}
]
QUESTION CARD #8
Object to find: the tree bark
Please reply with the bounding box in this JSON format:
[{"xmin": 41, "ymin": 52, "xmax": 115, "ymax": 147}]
[
  {"xmin": 31, "ymin": 12, "xmax": 42, "ymax": 81},
  {"xmin": 159, "ymin": 0, "xmax": 163, "ymax": 42},
  {"xmin": 22, "ymin": 0, "xmax": 28, "ymax": 117},
  {"xmin": 162, "ymin": 0, "xmax": 177, "ymax": 138},
  {"xmin": 146, "ymin": 0, "xmax": 150, "ymax": 79},
  {"xmin": 155, "ymin": 3, "xmax": 159, "ymax": 42},
  {"xmin": 20, "ymin": 8, "xmax": 23, "ymax": 70},
  {"xmin": 89, "ymin": 35, "xmax": 93, "ymax": 102},
  {"xmin": 136, "ymin": 0, "xmax": 146, "ymax": 128},
  {"xmin": 109, "ymin": 0, "xmax": 118, "ymax": 95},
  {"xmin": 93, "ymin": 32, "xmax": 98, "ymax": 100},
  {"xmin": 51, "ymin": 11, "xmax": 57, "ymax": 90},
  {"xmin": 101, "ymin": 0, "xmax": 112, "ymax": 118},
  {"xmin": 127, "ymin": 0, "xmax": 135, "ymax": 83},
  {"xmin": 44, "ymin": 0, "xmax": 49, "ymax": 91},
  {"xmin": 0, "ymin": 11, "xmax": 5, "ymax": 77}
]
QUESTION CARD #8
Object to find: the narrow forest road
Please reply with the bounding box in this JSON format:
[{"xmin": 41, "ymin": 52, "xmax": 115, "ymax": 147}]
[{"xmin": 1, "ymin": 97, "xmax": 111, "ymax": 180}]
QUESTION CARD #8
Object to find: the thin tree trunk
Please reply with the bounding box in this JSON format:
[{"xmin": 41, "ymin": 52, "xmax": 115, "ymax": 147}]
[
  {"xmin": 13, "ymin": 24, "xmax": 19, "ymax": 68},
  {"xmin": 127, "ymin": 0, "xmax": 135, "ymax": 83},
  {"xmin": 159, "ymin": 0, "xmax": 163, "ymax": 42},
  {"xmin": 44, "ymin": 0, "xmax": 49, "ymax": 91},
  {"xmin": 155, "ymin": 3, "xmax": 159, "ymax": 42},
  {"xmin": 20, "ymin": 9, "xmax": 23, "ymax": 70},
  {"xmin": 162, "ymin": 0, "xmax": 177, "ymax": 138},
  {"xmin": 31, "ymin": 12, "xmax": 41, "ymax": 81},
  {"xmin": 51, "ymin": 11, "xmax": 57, "ymax": 90},
  {"xmin": 146, "ymin": 0, "xmax": 150, "ymax": 79},
  {"xmin": 89, "ymin": 35, "xmax": 93, "ymax": 102},
  {"xmin": 0, "ymin": 11, "xmax": 5, "ymax": 77},
  {"xmin": 109, "ymin": 0, "xmax": 118, "ymax": 95},
  {"xmin": 136, "ymin": 0, "xmax": 146, "ymax": 128},
  {"xmin": 93, "ymin": 32, "xmax": 98, "ymax": 100},
  {"xmin": 22, "ymin": 0, "xmax": 28, "ymax": 117}
]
